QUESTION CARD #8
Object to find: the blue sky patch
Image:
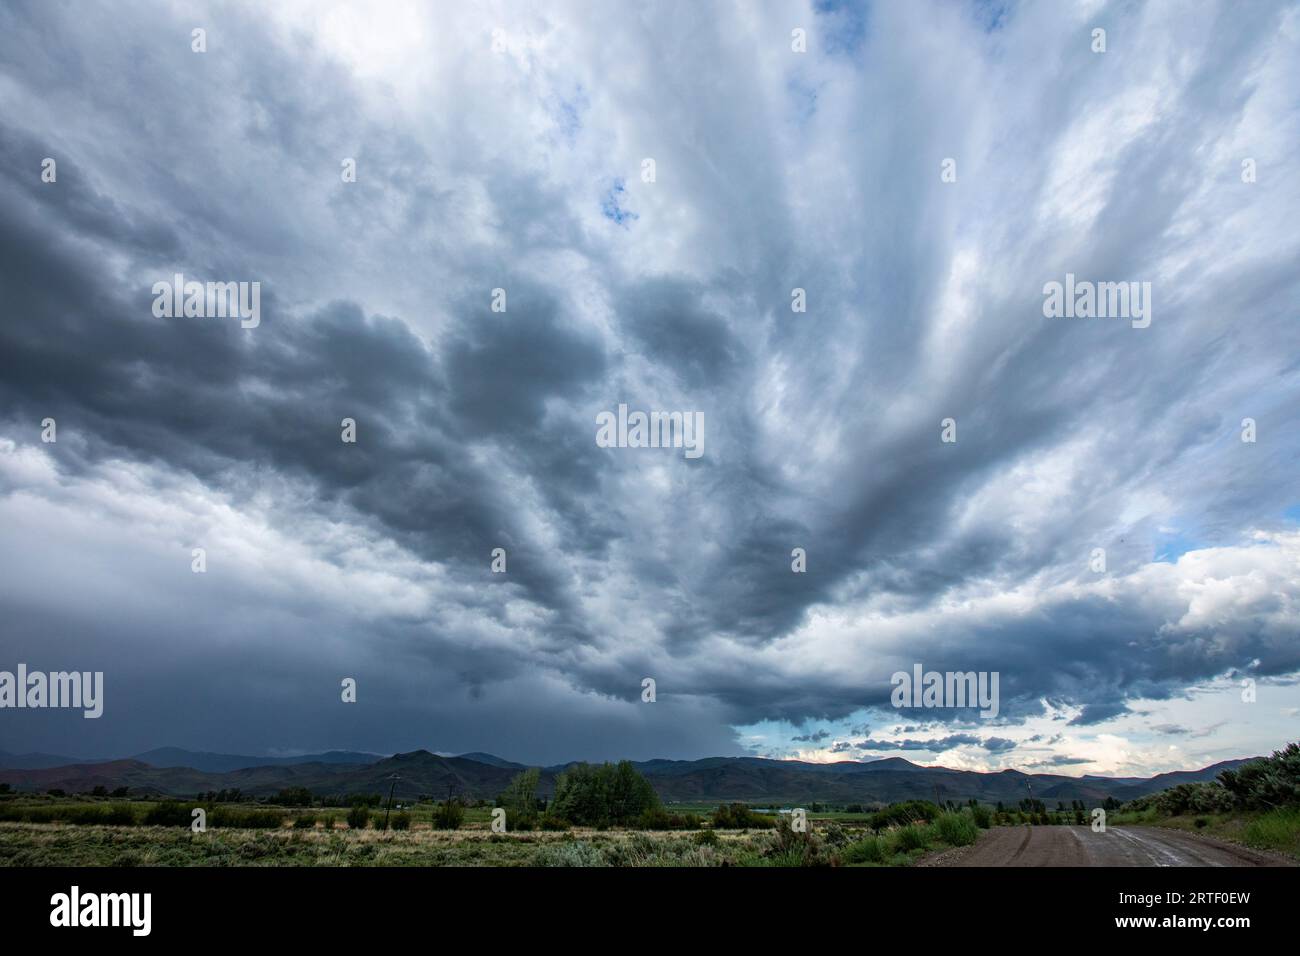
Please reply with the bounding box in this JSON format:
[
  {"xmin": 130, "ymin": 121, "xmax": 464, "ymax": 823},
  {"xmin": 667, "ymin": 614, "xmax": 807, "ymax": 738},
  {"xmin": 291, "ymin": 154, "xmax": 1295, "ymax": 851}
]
[{"xmin": 601, "ymin": 178, "xmax": 638, "ymax": 227}]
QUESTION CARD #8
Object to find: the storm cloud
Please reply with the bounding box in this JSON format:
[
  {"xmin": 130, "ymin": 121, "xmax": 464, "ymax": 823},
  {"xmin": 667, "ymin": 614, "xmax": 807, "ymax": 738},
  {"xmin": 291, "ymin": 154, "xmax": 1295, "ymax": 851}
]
[{"xmin": 1, "ymin": 0, "xmax": 1298, "ymax": 771}]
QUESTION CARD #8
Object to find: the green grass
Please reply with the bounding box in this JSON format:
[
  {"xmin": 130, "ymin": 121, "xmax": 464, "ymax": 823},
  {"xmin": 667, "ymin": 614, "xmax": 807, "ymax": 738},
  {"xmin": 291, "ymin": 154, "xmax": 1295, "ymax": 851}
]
[
  {"xmin": 837, "ymin": 808, "xmax": 990, "ymax": 867},
  {"xmin": 0, "ymin": 796, "xmax": 1004, "ymax": 867},
  {"xmin": 1242, "ymin": 808, "xmax": 1300, "ymax": 857},
  {"xmin": 1108, "ymin": 807, "xmax": 1300, "ymax": 861}
]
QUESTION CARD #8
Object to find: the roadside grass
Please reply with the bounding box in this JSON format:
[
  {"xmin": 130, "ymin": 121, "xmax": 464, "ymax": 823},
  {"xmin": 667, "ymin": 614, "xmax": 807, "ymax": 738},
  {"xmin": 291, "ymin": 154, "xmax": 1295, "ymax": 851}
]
[
  {"xmin": 1108, "ymin": 808, "xmax": 1300, "ymax": 861},
  {"xmin": 1243, "ymin": 808, "xmax": 1300, "ymax": 858},
  {"xmin": 1109, "ymin": 807, "xmax": 1162, "ymax": 826},
  {"xmin": 840, "ymin": 810, "xmax": 985, "ymax": 867}
]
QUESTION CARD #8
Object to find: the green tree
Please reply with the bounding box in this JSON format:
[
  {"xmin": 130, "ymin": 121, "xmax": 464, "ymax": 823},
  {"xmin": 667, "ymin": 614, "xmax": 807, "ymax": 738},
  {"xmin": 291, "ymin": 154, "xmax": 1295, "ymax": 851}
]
[
  {"xmin": 500, "ymin": 768, "xmax": 541, "ymax": 818},
  {"xmin": 550, "ymin": 761, "xmax": 660, "ymax": 827}
]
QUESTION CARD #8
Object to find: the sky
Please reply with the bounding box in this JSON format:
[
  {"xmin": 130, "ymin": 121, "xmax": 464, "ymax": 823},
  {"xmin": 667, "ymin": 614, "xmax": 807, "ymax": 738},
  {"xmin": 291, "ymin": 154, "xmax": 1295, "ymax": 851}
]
[{"xmin": 0, "ymin": 0, "xmax": 1298, "ymax": 776}]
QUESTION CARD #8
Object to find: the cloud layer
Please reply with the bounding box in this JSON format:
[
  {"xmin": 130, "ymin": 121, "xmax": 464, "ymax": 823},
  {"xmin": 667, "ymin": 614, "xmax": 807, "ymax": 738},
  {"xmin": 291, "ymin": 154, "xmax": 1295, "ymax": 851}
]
[{"xmin": 1, "ymin": 0, "xmax": 1297, "ymax": 771}]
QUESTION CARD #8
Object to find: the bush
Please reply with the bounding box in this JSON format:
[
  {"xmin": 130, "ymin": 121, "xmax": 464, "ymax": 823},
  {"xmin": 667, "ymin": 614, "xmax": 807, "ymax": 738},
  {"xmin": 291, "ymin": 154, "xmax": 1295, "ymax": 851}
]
[
  {"xmin": 694, "ymin": 829, "xmax": 719, "ymax": 847},
  {"xmin": 763, "ymin": 814, "xmax": 824, "ymax": 866},
  {"xmin": 892, "ymin": 824, "xmax": 931, "ymax": 853},
  {"xmin": 868, "ymin": 800, "xmax": 941, "ymax": 833},
  {"xmin": 390, "ymin": 811, "xmax": 411, "ymax": 831},
  {"xmin": 346, "ymin": 805, "xmax": 370, "ymax": 830},
  {"xmin": 293, "ymin": 813, "xmax": 317, "ymax": 829},
  {"xmin": 537, "ymin": 841, "xmax": 608, "ymax": 867},
  {"xmin": 934, "ymin": 811, "xmax": 979, "ymax": 847},
  {"xmin": 143, "ymin": 801, "xmax": 192, "ymax": 827},
  {"xmin": 821, "ymin": 822, "xmax": 851, "ymax": 847},
  {"xmin": 711, "ymin": 803, "xmax": 776, "ymax": 829},
  {"xmin": 1154, "ymin": 782, "xmax": 1237, "ymax": 816},
  {"xmin": 840, "ymin": 835, "xmax": 887, "ymax": 864},
  {"xmin": 431, "ymin": 800, "xmax": 465, "ymax": 830},
  {"xmin": 970, "ymin": 804, "xmax": 992, "ymax": 829},
  {"xmin": 210, "ymin": 808, "xmax": 283, "ymax": 829},
  {"xmin": 1218, "ymin": 743, "xmax": 1300, "ymax": 811}
]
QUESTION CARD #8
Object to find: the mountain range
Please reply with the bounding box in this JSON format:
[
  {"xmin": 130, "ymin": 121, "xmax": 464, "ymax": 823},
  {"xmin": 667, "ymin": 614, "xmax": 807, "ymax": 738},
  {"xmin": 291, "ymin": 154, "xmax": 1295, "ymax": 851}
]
[{"xmin": 0, "ymin": 748, "xmax": 1255, "ymax": 806}]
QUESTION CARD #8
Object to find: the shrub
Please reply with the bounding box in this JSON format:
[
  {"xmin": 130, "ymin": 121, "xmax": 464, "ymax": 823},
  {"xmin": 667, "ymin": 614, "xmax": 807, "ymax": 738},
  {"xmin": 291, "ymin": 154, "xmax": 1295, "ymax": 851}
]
[
  {"xmin": 431, "ymin": 800, "xmax": 465, "ymax": 830},
  {"xmin": 390, "ymin": 811, "xmax": 411, "ymax": 831},
  {"xmin": 694, "ymin": 829, "xmax": 719, "ymax": 847},
  {"xmin": 143, "ymin": 801, "xmax": 192, "ymax": 827},
  {"xmin": 346, "ymin": 805, "xmax": 370, "ymax": 830},
  {"xmin": 293, "ymin": 813, "xmax": 317, "ymax": 829},
  {"xmin": 539, "ymin": 814, "xmax": 570, "ymax": 831},
  {"xmin": 821, "ymin": 822, "xmax": 851, "ymax": 847},
  {"xmin": 868, "ymin": 800, "xmax": 941, "ymax": 832},
  {"xmin": 764, "ymin": 813, "xmax": 823, "ymax": 866},
  {"xmin": 1154, "ymin": 782, "xmax": 1236, "ymax": 816},
  {"xmin": 1218, "ymin": 743, "xmax": 1300, "ymax": 811},
  {"xmin": 210, "ymin": 808, "xmax": 284, "ymax": 829},
  {"xmin": 537, "ymin": 841, "xmax": 608, "ymax": 867},
  {"xmin": 636, "ymin": 807, "xmax": 673, "ymax": 830},
  {"xmin": 970, "ymin": 804, "xmax": 992, "ymax": 829},
  {"xmin": 892, "ymin": 824, "xmax": 931, "ymax": 852},
  {"xmin": 934, "ymin": 811, "xmax": 979, "ymax": 847},
  {"xmin": 711, "ymin": 803, "xmax": 775, "ymax": 829},
  {"xmin": 840, "ymin": 835, "xmax": 887, "ymax": 864}
]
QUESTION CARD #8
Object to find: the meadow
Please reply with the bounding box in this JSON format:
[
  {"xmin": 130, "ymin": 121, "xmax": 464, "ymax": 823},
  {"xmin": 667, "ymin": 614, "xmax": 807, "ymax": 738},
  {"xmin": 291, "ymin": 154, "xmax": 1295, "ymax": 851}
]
[{"xmin": 0, "ymin": 794, "xmax": 990, "ymax": 867}]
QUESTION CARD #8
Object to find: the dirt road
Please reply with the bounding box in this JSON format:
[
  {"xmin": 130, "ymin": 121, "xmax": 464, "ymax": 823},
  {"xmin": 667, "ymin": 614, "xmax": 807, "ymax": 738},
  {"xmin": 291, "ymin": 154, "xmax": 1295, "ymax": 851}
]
[{"xmin": 933, "ymin": 825, "xmax": 1290, "ymax": 867}]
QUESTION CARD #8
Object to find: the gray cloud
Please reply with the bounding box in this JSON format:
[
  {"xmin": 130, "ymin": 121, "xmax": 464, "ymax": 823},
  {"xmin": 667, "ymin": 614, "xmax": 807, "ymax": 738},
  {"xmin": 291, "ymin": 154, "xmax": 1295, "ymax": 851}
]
[{"xmin": 1, "ymin": 0, "xmax": 1298, "ymax": 765}]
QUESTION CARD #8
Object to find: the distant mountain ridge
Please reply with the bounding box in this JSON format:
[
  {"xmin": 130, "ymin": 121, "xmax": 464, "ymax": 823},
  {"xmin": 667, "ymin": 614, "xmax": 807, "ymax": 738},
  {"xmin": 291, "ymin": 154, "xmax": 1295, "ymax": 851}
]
[{"xmin": 0, "ymin": 747, "xmax": 1258, "ymax": 806}]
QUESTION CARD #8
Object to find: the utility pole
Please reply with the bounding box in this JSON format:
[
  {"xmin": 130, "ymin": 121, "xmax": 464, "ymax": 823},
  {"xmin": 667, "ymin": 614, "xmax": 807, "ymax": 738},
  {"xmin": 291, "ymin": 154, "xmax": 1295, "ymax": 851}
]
[{"xmin": 383, "ymin": 774, "xmax": 400, "ymax": 828}]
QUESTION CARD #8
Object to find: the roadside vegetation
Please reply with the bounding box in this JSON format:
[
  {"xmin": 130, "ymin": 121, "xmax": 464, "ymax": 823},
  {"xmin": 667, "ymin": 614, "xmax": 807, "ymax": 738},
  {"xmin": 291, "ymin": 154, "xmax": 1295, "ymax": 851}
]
[{"xmin": 1112, "ymin": 742, "xmax": 1300, "ymax": 859}]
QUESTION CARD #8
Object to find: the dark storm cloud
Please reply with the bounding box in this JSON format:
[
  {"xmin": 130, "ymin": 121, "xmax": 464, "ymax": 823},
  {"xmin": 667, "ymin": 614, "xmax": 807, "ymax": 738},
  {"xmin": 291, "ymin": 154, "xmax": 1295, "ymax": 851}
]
[
  {"xmin": 1, "ymin": 0, "xmax": 1298, "ymax": 764},
  {"xmin": 791, "ymin": 730, "xmax": 831, "ymax": 743}
]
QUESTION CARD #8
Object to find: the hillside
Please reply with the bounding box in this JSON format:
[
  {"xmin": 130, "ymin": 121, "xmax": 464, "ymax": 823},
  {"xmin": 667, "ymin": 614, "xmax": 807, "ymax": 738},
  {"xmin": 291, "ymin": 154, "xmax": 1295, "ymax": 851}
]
[{"xmin": 0, "ymin": 748, "xmax": 1255, "ymax": 806}]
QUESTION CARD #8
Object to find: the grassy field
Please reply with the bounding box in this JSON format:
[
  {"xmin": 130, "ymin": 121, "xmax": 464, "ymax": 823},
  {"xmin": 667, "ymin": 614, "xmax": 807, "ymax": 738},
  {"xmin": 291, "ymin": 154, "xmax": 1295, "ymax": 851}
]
[
  {"xmin": 1108, "ymin": 806, "xmax": 1300, "ymax": 860},
  {"xmin": 0, "ymin": 806, "xmax": 988, "ymax": 867}
]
